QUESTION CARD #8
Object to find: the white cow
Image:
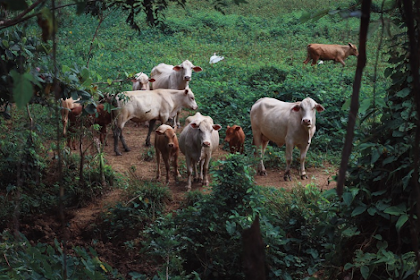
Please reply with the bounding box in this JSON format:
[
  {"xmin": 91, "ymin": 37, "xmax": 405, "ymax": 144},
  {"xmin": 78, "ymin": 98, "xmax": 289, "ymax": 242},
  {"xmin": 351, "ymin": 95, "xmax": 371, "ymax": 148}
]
[
  {"xmin": 113, "ymin": 89, "xmax": 198, "ymax": 156},
  {"xmin": 131, "ymin": 72, "xmax": 154, "ymax": 91},
  {"xmin": 250, "ymin": 97, "xmax": 325, "ymax": 181},
  {"xmin": 131, "ymin": 72, "xmax": 155, "ymax": 127},
  {"xmin": 150, "ymin": 60, "xmax": 202, "ymax": 127},
  {"xmin": 179, "ymin": 112, "xmax": 221, "ymax": 190}
]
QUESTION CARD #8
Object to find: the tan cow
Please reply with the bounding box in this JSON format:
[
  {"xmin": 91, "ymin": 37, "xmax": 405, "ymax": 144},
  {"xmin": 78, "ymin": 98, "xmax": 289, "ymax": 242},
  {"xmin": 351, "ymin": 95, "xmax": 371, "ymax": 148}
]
[
  {"xmin": 150, "ymin": 60, "xmax": 202, "ymax": 127},
  {"xmin": 303, "ymin": 43, "xmax": 358, "ymax": 67},
  {"xmin": 154, "ymin": 124, "xmax": 180, "ymax": 184},
  {"xmin": 61, "ymin": 97, "xmax": 81, "ymax": 136},
  {"xmin": 250, "ymin": 97, "xmax": 325, "ymax": 181},
  {"xmin": 179, "ymin": 112, "xmax": 221, "ymax": 190},
  {"xmin": 113, "ymin": 88, "xmax": 198, "ymax": 156},
  {"xmin": 224, "ymin": 125, "xmax": 245, "ymax": 154}
]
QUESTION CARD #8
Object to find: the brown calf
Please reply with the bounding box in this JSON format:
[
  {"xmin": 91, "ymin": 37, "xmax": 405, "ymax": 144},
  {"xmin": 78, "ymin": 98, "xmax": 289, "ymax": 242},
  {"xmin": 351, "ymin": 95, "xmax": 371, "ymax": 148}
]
[
  {"xmin": 303, "ymin": 43, "xmax": 358, "ymax": 67},
  {"xmin": 224, "ymin": 125, "xmax": 245, "ymax": 154},
  {"xmin": 66, "ymin": 104, "xmax": 112, "ymax": 150},
  {"xmin": 154, "ymin": 124, "xmax": 180, "ymax": 184}
]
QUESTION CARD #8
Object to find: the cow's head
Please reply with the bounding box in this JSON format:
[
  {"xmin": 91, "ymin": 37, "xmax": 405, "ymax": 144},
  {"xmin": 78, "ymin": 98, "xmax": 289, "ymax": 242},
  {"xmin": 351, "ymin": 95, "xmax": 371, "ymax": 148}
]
[
  {"xmin": 156, "ymin": 124, "xmax": 177, "ymax": 148},
  {"xmin": 292, "ymin": 97, "xmax": 325, "ymax": 128},
  {"xmin": 132, "ymin": 72, "xmax": 152, "ymax": 90},
  {"xmin": 183, "ymin": 89, "xmax": 198, "ymax": 110},
  {"xmin": 348, "ymin": 43, "xmax": 359, "ymax": 57},
  {"xmin": 173, "ymin": 60, "xmax": 203, "ymax": 82},
  {"xmin": 224, "ymin": 125, "xmax": 242, "ymax": 143},
  {"xmin": 190, "ymin": 117, "xmax": 221, "ymax": 148}
]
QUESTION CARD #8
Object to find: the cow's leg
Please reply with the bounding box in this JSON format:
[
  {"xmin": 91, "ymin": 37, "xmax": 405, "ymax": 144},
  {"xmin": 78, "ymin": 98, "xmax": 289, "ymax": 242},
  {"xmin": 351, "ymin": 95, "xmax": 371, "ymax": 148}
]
[
  {"xmin": 185, "ymin": 157, "xmax": 194, "ymax": 190},
  {"xmin": 337, "ymin": 58, "xmax": 346, "ymax": 67},
  {"xmin": 99, "ymin": 125, "xmax": 107, "ymax": 146},
  {"xmin": 156, "ymin": 150, "xmax": 161, "ymax": 180},
  {"xmin": 284, "ymin": 142, "xmax": 294, "ymax": 181},
  {"xmin": 145, "ymin": 119, "xmax": 157, "ymax": 146},
  {"xmin": 163, "ymin": 155, "xmax": 170, "ymax": 184},
  {"xmin": 311, "ymin": 56, "xmax": 319, "ymax": 66},
  {"xmin": 176, "ymin": 110, "xmax": 181, "ymax": 128},
  {"xmin": 119, "ymin": 129, "xmax": 130, "ymax": 152},
  {"xmin": 202, "ymin": 157, "xmax": 211, "ymax": 186},
  {"xmin": 299, "ymin": 145, "xmax": 310, "ymax": 179},
  {"xmin": 303, "ymin": 54, "xmax": 311, "ymax": 64},
  {"xmin": 254, "ymin": 133, "xmax": 269, "ymax": 176},
  {"xmin": 113, "ymin": 127, "xmax": 122, "ymax": 156},
  {"xmin": 173, "ymin": 154, "xmax": 180, "ymax": 181}
]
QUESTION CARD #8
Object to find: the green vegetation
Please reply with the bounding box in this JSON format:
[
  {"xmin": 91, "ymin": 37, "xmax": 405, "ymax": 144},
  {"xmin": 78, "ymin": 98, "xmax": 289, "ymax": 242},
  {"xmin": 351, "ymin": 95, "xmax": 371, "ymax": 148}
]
[{"xmin": 1, "ymin": 0, "xmax": 420, "ymax": 279}]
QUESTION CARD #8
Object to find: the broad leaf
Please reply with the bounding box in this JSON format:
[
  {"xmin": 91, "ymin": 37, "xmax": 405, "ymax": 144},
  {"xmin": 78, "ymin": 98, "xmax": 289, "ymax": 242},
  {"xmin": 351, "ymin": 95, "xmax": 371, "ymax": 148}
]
[{"xmin": 10, "ymin": 70, "xmax": 33, "ymax": 108}]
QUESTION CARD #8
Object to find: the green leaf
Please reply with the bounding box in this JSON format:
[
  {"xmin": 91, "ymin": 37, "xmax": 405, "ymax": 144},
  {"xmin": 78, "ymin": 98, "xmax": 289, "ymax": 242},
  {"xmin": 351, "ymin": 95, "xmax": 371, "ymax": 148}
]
[
  {"xmin": 383, "ymin": 205, "xmax": 406, "ymax": 216},
  {"xmin": 10, "ymin": 70, "xmax": 33, "ymax": 108},
  {"xmin": 351, "ymin": 205, "xmax": 367, "ymax": 216},
  {"xmin": 226, "ymin": 220, "xmax": 236, "ymax": 236},
  {"xmin": 396, "ymin": 214, "xmax": 409, "ymax": 232},
  {"xmin": 360, "ymin": 265, "xmax": 369, "ymax": 279}
]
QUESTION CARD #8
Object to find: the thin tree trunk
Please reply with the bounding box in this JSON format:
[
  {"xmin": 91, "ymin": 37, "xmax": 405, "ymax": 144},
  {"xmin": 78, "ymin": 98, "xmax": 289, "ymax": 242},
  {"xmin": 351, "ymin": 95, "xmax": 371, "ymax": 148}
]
[{"xmin": 337, "ymin": 0, "xmax": 371, "ymax": 196}]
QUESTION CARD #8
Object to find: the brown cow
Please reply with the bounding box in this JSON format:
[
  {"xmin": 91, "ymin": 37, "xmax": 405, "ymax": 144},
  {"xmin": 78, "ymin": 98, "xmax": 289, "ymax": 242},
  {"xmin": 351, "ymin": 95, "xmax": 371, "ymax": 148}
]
[
  {"xmin": 61, "ymin": 97, "xmax": 81, "ymax": 137},
  {"xmin": 303, "ymin": 43, "xmax": 358, "ymax": 67},
  {"xmin": 224, "ymin": 125, "xmax": 245, "ymax": 154},
  {"xmin": 154, "ymin": 124, "xmax": 180, "ymax": 184},
  {"xmin": 66, "ymin": 104, "xmax": 112, "ymax": 150}
]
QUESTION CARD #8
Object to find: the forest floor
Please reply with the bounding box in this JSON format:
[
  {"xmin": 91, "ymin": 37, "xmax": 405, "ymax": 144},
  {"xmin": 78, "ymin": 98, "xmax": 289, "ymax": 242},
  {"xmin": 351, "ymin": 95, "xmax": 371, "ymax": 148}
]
[{"xmin": 20, "ymin": 118, "xmax": 338, "ymax": 277}]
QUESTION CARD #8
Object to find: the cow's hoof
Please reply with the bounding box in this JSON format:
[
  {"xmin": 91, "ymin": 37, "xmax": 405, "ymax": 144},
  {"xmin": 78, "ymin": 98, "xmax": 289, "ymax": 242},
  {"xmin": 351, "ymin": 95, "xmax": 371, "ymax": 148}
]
[
  {"xmin": 284, "ymin": 175, "xmax": 292, "ymax": 181},
  {"xmin": 124, "ymin": 148, "xmax": 131, "ymax": 152},
  {"xmin": 193, "ymin": 177, "xmax": 201, "ymax": 182},
  {"xmin": 185, "ymin": 186, "xmax": 191, "ymax": 191},
  {"xmin": 115, "ymin": 152, "xmax": 122, "ymax": 156},
  {"xmin": 301, "ymin": 174, "xmax": 308, "ymax": 180},
  {"xmin": 145, "ymin": 142, "xmax": 151, "ymax": 147}
]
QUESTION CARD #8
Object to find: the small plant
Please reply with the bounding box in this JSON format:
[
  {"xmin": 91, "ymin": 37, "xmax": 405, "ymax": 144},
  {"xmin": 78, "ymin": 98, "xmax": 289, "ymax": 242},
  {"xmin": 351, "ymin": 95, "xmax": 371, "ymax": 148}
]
[{"xmin": 141, "ymin": 146, "xmax": 155, "ymax": 162}]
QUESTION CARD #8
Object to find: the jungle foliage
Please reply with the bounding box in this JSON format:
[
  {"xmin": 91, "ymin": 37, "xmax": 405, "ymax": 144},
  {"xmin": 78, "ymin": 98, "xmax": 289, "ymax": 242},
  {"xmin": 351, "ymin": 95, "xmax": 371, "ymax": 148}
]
[{"xmin": 1, "ymin": 0, "xmax": 420, "ymax": 279}]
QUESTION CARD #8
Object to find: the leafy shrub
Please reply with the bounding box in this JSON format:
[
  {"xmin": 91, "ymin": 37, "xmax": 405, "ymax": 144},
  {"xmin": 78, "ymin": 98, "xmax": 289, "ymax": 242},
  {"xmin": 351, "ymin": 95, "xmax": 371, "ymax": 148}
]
[
  {"xmin": 0, "ymin": 231, "xmax": 122, "ymax": 279},
  {"xmin": 95, "ymin": 180, "xmax": 171, "ymax": 242}
]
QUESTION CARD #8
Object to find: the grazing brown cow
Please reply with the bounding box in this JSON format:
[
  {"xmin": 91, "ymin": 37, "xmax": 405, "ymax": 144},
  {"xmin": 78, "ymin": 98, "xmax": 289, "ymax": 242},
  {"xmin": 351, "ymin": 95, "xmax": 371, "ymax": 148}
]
[
  {"xmin": 154, "ymin": 124, "xmax": 180, "ymax": 184},
  {"xmin": 66, "ymin": 104, "xmax": 112, "ymax": 150},
  {"xmin": 224, "ymin": 125, "xmax": 245, "ymax": 154},
  {"xmin": 303, "ymin": 43, "xmax": 358, "ymax": 67}
]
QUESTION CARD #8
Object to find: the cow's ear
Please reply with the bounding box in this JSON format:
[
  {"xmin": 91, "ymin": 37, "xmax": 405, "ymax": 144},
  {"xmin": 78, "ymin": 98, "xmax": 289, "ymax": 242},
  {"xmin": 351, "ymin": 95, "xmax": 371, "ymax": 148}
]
[
  {"xmin": 156, "ymin": 130, "xmax": 164, "ymax": 135},
  {"xmin": 131, "ymin": 79, "xmax": 136, "ymax": 83},
  {"xmin": 193, "ymin": 66, "xmax": 203, "ymax": 72},
  {"xmin": 315, "ymin": 104, "xmax": 325, "ymax": 112},
  {"xmin": 213, "ymin": 124, "xmax": 222, "ymax": 131},
  {"xmin": 190, "ymin": 122, "xmax": 199, "ymax": 129},
  {"xmin": 184, "ymin": 89, "xmax": 189, "ymax": 95},
  {"xmin": 226, "ymin": 125, "xmax": 230, "ymax": 129},
  {"xmin": 173, "ymin": 65, "xmax": 182, "ymax": 71},
  {"xmin": 292, "ymin": 105, "xmax": 301, "ymax": 112},
  {"xmin": 348, "ymin": 43, "xmax": 353, "ymax": 48},
  {"xmin": 235, "ymin": 126, "xmax": 241, "ymax": 131},
  {"xmin": 149, "ymin": 78, "xmax": 155, "ymax": 83}
]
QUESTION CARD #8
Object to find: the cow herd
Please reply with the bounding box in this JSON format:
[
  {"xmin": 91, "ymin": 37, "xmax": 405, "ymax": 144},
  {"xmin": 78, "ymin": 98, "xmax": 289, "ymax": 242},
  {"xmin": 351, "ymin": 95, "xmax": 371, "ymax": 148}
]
[{"xmin": 61, "ymin": 42, "xmax": 358, "ymax": 190}]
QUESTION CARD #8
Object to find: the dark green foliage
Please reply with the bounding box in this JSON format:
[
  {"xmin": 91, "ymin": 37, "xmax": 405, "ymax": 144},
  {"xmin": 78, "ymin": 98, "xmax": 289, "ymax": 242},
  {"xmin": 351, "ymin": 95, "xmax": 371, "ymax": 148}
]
[
  {"xmin": 0, "ymin": 232, "xmax": 122, "ymax": 279},
  {"xmin": 95, "ymin": 180, "xmax": 171, "ymax": 242}
]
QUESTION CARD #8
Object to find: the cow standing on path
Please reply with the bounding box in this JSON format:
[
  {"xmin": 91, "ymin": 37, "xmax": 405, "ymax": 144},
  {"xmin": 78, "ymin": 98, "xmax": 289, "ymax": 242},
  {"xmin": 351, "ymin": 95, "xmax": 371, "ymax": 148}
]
[
  {"xmin": 179, "ymin": 112, "xmax": 221, "ymax": 190},
  {"xmin": 113, "ymin": 88, "xmax": 198, "ymax": 156},
  {"xmin": 154, "ymin": 124, "xmax": 180, "ymax": 184},
  {"xmin": 250, "ymin": 97, "xmax": 325, "ymax": 181},
  {"xmin": 150, "ymin": 60, "xmax": 202, "ymax": 127},
  {"xmin": 303, "ymin": 43, "xmax": 358, "ymax": 67}
]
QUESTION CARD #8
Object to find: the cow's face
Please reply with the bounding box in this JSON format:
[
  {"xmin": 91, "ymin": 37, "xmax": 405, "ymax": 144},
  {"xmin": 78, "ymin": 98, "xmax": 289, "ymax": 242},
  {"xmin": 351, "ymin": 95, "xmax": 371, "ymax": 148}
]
[
  {"xmin": 190, "ymin": 119, "xmax": 221, "ymax": 148},
  {"xmin": 184, "ymin": 89, "xmax": 198, "ymax": 110},
  {"xmin": 173, "ymin": 60, "xmax": 203, "ymax": 81},
  {"xmin": 292, "ymin": 98, "xmax": 325, "ymax": 128},
  {"xmin": 224, "ymin": 125, "xmax": 242, "ymax": 143},
  {"xmin": 132, "ymin": 72, "xmax": 150, "ymax": 90},
  {"xmin": 156, "ymin": 125, "xmax": 177, "ymax": 148},
  {"xmin": 348, "ymin": 43, "xmax": 359, "ymax": 57}
]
